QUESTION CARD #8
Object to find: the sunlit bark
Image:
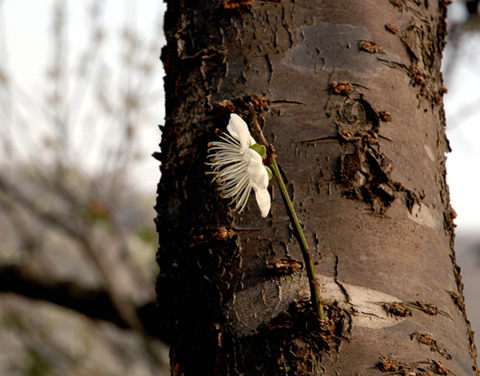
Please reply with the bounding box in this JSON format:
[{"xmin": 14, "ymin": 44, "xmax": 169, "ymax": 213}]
[{"xmin": 156, "ymin": 1, "xmax": 478, "ymax": 374}]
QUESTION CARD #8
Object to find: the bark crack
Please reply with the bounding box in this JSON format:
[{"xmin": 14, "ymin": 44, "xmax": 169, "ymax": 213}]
[{"xmin": 333, "ymin": 254, "xmax": 350, "ymax": 304}]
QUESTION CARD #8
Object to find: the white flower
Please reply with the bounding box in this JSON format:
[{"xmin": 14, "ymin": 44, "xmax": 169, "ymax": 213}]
[{"xmin": 207, "ymin": 114, "xmax": 271, "ymax": 217}]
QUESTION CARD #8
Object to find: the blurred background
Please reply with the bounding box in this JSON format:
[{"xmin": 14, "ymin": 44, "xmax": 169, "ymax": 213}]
[
  {"xmin": 0, "ymin": 1, "xmax": 479, "ymax": 375},
  {"xmin": 0, "ymin": 1, "xmax": 168, "ymax": 375}
]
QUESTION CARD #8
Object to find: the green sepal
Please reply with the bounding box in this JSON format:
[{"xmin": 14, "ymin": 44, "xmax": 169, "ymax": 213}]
[
  {"xmin": 250, "ymin": 143, "xmax": 266, "ymax": 158},
  {"xmin": 265, "ymin": 166, "xmax": 273, "ymax": 180}
]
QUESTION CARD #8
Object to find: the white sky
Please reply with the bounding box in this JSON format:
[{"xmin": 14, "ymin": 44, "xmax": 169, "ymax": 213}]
[
  {"xmin": 443, "ymin": 2, "xmax": 480, "ymax": 233},
  {"xmin": 1, "ymin": 1, "xmax": 479, "ymax": 232},
  {"xmin": 0, "ymin": 0, "xmax": 166, "ymax": 194}
]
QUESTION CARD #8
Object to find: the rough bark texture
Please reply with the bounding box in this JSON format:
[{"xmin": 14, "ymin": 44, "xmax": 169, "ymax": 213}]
[{"xmin": 156, "ymin": 0, "xmax": 478, "ymax": 374}]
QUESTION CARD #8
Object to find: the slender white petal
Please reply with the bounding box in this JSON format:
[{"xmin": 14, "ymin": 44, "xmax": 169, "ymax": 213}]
[
  {"xmin": 245, "ymin": 149, "xmax": 269, "ymax": 189},
  {"xmin": 253, "ymin": 185, "xmax": 271, "ymax": 218},
  {"xmin": 207, "ymin": 114, "xmax": 271, "ymax": 217},
  {"xmin": 227, "ymin": 114, "xmax": 255, "ymax": 153}
]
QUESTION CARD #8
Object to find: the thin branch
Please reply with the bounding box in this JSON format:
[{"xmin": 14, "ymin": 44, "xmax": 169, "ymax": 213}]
[
  {"xmin": 0, "ymin": 265, "xmax": 167, "ymax": 342},
  {"xmin": 0, "ymin": 172, "xmax": 159, "ymax": 349}
]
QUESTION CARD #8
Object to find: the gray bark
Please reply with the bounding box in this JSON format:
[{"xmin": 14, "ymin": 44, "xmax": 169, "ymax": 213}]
[{"xmin": 156, "ymin": 0, "xmax": 478, "ymax": 374}]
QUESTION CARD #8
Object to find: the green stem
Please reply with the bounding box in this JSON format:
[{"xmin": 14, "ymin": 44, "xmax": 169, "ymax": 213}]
[
  {"xmin": 268, "ymin": 153, "xmax": 325, "ymax": 321},
  {"xmin": 248, "ymin": 104, "xmax": 325, "ymax": 321}
]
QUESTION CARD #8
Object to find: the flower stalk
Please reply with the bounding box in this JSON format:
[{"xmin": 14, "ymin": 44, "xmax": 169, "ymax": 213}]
[{"xmin": 248, "ymin": 104, "xmax": 326, "ymax": 321}]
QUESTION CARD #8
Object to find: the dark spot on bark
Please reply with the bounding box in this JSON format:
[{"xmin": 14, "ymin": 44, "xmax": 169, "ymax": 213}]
[
  {"xmin": 405, "ymin": 189, "xmax": 421, "ymax": 213},
  {"xmin": 378, "ymin": 110, "xmax": 392, "ymax": 122},
  {"xmin": 410, "ymin": 331, "xmax": 452, "ymax": 359},
  {"xmin": 325, "ymin": 85, "xmax": 422, "ymax": 214},
  {"xmin": 358, "ymin": 40, "xmax": 383, "ymax": 53},
  {"xmin": 266, "ymin": 257, "xmax": 302, "ymax": 276},
  {"xmin": 448, "ymin": 285, "xmax": 479, "ymax": 365},
  {"xmin": 409, "ymin": 300, "xmax": 439, "ymax": 315},
  {"xmin": 406, "ymin": 300, "xmax": 452, "ymax": 319},
  {"xmin": 330, "ymin": 81, "xmax": 354, "ymax": 96},
  {"xmin": 376, "ymin": 357, "xmax": 456, "ymax": 375},
  {"xmin": 431, "ymin": 360, "xmax": 450, "ymax": 375},
  {"xmin": 249, "ymin": 94, "xmax": 270, "ymax": 111},
  {"xmin": 223, "ymin": 0, "xmax": 253, "ymax": 10},
  {"xmin": 385, "ymin": 23, "xmax": 398, "ymax": 34},
  {"xmin": 384, "ymin": 302, "xmax": 412, "ymax": 318},
  {"xmin": 449, "ymin": 290, "xmax": 466, "ymax": 314},
  {"xmin": 389, "ymin": 0, "xmax": 406, "ymax": 10},
  {"xmin": 444, "ymin": 205, "xmax": 457, "ymax": 233},
  {"xmin": 213, "ymin": 94, "xmax": 271, "ymax": 121},
  {"xmin": 189, "ymin": 227, "xmax": 236, "ymax": 247},
  {"xmin": 214, "ymin": 227, "xmax": 236, "ymax": 241},
  {"xmin": 212, "ymin": 100, "xmax": 236, "ymax": 116},
  {"xmin": 398, "ymin": 16, "xmax": 447, "ymax": 109},
  {"xmin": 337, "ymin": 147, "xmax": 398, "ymax": 214},
  {"xmin": 376, "ymin": 357, "xmax": 406, "ymax": 372},
  {"xmin": 437, "ymin": 0, "xmax": 451, "ymax": 51},
  {"xmin": 339, "ymin": 150, "xmax": 367, "ymax": 186}
]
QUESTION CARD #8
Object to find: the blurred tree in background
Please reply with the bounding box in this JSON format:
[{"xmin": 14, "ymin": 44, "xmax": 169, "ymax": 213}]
[
  {"xmin": 0, "ymin": 1, "xmax": 168, "ymax": 375},
  {"xmin": 443, "ymin": 0, "xmax": 480, "ymax": 348}
]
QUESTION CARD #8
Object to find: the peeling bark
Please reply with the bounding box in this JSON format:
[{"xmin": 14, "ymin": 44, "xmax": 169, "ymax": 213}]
[{"xmin": 155, "ymin": 1, "xmax": 478, "ymax": 374}]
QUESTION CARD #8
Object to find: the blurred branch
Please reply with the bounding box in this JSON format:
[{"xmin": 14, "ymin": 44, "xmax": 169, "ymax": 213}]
[
  {"xmin": 447, "ymin": 97, "xmax": 480, "ymax": 130},
  {"xmin": 0, "ymin": 264, "xmax": 167, "ymax": 342},
  {"xmin": 0, "ymin": 171, "xmax": 166, "ymax": 368},
  {"xmin": 0, "ymin": 173, "xmax": 79, "ymax": 239},
  {"xmin": 0, "ymin": 1, "xmax": 166, "ymax": 374},
  {"xmin": 443, "ymin": 0, "xmax": 480, "ymax": 82},
  {"xmin": 0, "ymin": 172, "xmax": 156, "ymax": 338}
]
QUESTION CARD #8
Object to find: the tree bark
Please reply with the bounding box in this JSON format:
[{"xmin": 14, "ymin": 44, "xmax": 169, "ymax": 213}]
[{"xmin": 156, "ymin": 0, "xmax": 478, "ymax": 374}]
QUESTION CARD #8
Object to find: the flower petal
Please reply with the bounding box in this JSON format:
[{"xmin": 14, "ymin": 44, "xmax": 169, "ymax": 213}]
[
  {"xmin": 227, "ymin": 114, "xmax": 255, "ymax": 152},
  {"xmin": 253, "ymin": 185, "xmax": 271, "ymax": 217},
  {"xmin": 208, "ymin": 113, "xmax": 271, "ymax": 218},
  {"xmin": 245, "ymin": 149, "xmax": 268, "ymax": 189}
]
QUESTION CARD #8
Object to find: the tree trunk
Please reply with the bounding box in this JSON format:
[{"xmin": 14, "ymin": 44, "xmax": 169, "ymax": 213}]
[{"xmin": 156, "ymin": 1, "xmax": 478, "ymax": 374}]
